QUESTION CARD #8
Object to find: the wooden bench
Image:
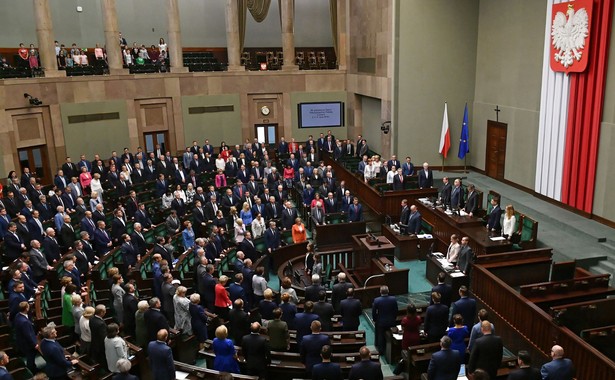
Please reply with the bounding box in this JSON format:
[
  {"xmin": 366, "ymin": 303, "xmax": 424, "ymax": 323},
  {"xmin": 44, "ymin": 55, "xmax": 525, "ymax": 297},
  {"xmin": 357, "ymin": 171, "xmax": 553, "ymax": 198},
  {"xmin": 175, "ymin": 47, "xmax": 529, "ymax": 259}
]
[
  {"xmin": 580, "ymin": 325, "xmax": 615, "ymax": 361},
  {"xmin": 519, "ymin": 274, "xmax": 615, "ymax": 308},
  {"xmin": 550, "ymin": 298, "xmax": 615, "ymax": 334},
  {"xmin": 474, "ymin": 248, "xmax": 553, "ymax": 287}
]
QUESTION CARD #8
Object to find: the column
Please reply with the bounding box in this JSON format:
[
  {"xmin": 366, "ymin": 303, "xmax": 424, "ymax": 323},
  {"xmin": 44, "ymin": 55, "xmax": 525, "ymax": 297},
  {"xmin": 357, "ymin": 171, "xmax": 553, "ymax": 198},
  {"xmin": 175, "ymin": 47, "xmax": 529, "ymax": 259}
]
[
  {"xmin": 100, "ymin": 0, "xmax": 127, "ymax": 74},
  {"xmin": 225, "ymin": 0, "xmax": 243, "ymax": 71},
  {"xmin": 336, "ymin": 0, "xmax": 348, "ymax": 70},
  {"xmin": 33, "ymin": 0, "xmax": 64, "ymax": 77},
  {"xmin": 280, "ymin": 0, "xmax": 297, "ymax": 70},
  {"xmin": 167, "ymin": 0, "xmax": 188, "ymax": 73}
]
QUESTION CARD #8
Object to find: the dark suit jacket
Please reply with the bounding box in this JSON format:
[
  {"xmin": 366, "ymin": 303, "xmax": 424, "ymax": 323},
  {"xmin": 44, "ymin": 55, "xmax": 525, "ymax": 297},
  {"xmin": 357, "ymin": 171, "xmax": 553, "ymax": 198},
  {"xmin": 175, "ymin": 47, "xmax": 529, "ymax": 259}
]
[
  {"xmin": 348, "ymin": 203, "xmax": 363, "ymax": 222},
  {"xmin": 540, "ymin": 358, "xmax": 574, "ymax": 380},
  {"xmin": 372, "ymin": 295, "xmax": 398, "ymax": 328},
  {"xmin": 305, "ymin": 284, "xmax": 325, "ymax": 303},
  {"xmin": 468, "ymin": 334, "xmax": 503, "ymax": 379},
  {"xmin": 340, "ymin": 297, "xmax": 362, "ymax": 331},
  {"xmin": 407, "ymin": 211, "xmax": 422, "ymax": 235},
  {"xmin": 42, "ymin": 235, "xmax": 61, "ymax": 262},
  {"xmin": 488, "ymin": 205, "xmax": 503, "ymax": 231},
  {"xmin": 144, "ymin": 308, "xmax": 170, "ymax": 343},
  {"xmin": 4, "ymin": 232, "xmax": 24, "ymax": 261},
  {"xmin": 294, "ymin": 312, "xmax": 319, "ymax": 344},
  {"xmin": 14, "ymin": 312, "xmax": 38, "ymax": 352},
  {"xmin": 392, "ymin": 173, "xmax": 405, "ymax": 191},
  {"xmin": 29, "ymin": 248, "xmax": 49, "ymax": 280},
  {"xmin": 264, "ymin": 228, "xmax": 281, "ymax": 251},
  {"xmin": 465, "ymin": 191, "xmax": 479, "ymax": 214},
  {"xmin": 331, "ymin": 282, "xmax": 352, "ymax": 312},
  {"xmin": 148, "ymin": 340, "xmax": 175, "ymax": 380},
  {"xmin": 123, "ymin": 293, "xmax": 139, "ymax": 336},
  {"xmin": 451, "ymin": 186, "xmax": 465, "ymax": 209},
  {"xmin": 458, "ymin": 245, "xmax": 474, "ymax": 274},
  {"xmin": 450, "ymin": 296, "xmax": 477, "ymax": 328},
  {"xmin": 507, "ymin": 366, "xmax": 541, "ymax": 380},
  {"xmin": 418, "ymin": 169, "xmax": 434, "ymax": 188},
  {"xmin": 313, "ymin": 301, "xmax": 335, "ymax": 331},
  {"xmin": 349, "ymin": 360, "xmax": 383, "ymax": 380},
  {"xmin": 40, "ymin": 338, "xmax": 73, "ymax": 378},
  {"xmin": 300, "ymin": 334, "xmax": 331, "ymax": 372},
  {"xmin": 312, "ymin": 362, "xmax": 342, "ymax": 380},
  {"xmin": 427, "ymin": 348, "xmax": 462, "ymax": 380},
  {"xmin": 440, "ymin": 183, "xmax": 452, "ymax": 206},
  {"xmin": 89, "ymin": 315, "xmax": 108, "ymax": 367},
  {"xmin": 241, "ymin": 333, "xmax": 271, "ymax": 373},
  {"xmin": 424, "ymin": 303, "xmax": 449, "ymax": 341},
  {"xmin": 228, "ymin": 308, "xmax": 250, "ymax": 344},
  {"xmin": 112, "ymin": 373, "xmax": 139, "ymax": 380},
  {"xmin": 431, "ymin": 283, "xmax": 452, "ymax": 308}
]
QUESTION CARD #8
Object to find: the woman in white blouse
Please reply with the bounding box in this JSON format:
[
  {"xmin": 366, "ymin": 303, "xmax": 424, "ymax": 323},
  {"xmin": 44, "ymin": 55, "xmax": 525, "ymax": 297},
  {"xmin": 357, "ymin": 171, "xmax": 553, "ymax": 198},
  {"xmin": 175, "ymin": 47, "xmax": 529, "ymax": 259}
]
[
  {"xmin": 215, "ymin": 154, "xmax": 226, "ymax": 171},
  {"xmin": 79, "ymin": 306, "xmax": 95, "ymax": 356},
  {"xmin": 90, "ymin": 173, "xmax": 104, "ymax": 203},
  {"xmin": 503, "ymin": 204, "xmax": 517, "ymax": 240},
  {"xmin": 251, "ymin": 213, "xmax": 266, "ymax": 239},
  {"xmin": 234, "ymin": 218, "xmax": 246, "ymax": 243}
]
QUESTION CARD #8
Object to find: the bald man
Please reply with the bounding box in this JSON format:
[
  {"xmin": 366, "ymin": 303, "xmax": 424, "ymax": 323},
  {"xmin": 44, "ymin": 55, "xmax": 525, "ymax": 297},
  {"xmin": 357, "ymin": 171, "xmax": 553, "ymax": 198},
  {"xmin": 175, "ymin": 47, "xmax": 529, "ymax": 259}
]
[{"xmin": 540, "ymin": 345, "xmax": 574, "ymax": 380}]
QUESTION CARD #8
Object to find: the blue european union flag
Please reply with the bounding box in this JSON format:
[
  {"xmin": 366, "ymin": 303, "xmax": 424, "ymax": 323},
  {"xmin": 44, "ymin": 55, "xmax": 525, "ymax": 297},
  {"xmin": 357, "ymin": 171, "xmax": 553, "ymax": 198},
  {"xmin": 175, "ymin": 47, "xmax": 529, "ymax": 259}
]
[{"xmin": 458, "ymin": 104, "xmax": 470, "ymax": 159}]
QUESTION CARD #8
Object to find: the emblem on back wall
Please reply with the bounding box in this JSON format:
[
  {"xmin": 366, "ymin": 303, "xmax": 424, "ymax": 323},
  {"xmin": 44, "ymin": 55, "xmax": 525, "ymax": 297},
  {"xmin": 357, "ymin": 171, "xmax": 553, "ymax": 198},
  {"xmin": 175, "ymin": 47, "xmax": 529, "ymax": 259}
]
[{"xmin": 550, "ymin": 0, "xmax": 593, "ymax": 73}]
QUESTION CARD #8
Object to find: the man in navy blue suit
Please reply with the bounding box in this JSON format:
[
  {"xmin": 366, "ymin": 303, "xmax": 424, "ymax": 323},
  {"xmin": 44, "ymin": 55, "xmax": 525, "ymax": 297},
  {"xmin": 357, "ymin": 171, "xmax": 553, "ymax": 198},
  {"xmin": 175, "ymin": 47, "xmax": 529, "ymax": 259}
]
[
  {"xmin": 40, "ymin": 324, "xmax": 80, "ymax": 379},
  {"xmin": 487, "ymin": 197, "xmax": 502, "ymax": 233},
  {"xmin": 407, "ymin": 205, "xmax": 422, "ymax": 235},
  {"xmin": 424, "ymin": 292, "xmax": 449, "ymax": 343},
  {"xmin": 348, "ymin": 197, "xmax": 363, "ymax": 222},
  {"xmin": 300, "ymin": 321, "xmax": 331, "ymax": 373},
  {"xmin": 507, "ymin": 350, "xmax": 541, "ymax": 380},
  {"xmin": 372, "ymin": 285, "xmax": 398, "ymax": 355},
  {"xmin": 450, "ymin": 286, "xmax": 476, "ymax": 328},
  {"xmin": 427, "ymin": 336, "xmax": 462, "ymax": 380},
  {"xmin": 13, "ymin": 302, "xmax": 38, "ymax": 374},
  {"xmin": 540, "ymin": 345, "xmax": 574, "ymax": 380},
  {"xmin": 348, "ymin": 346, "xmax": 383, "ymax": 380},
  {"xmin": 148, "ymin": 329, "xmax": 176, "ymax": 380},
  {"xmin": 340, "ymin": 288, "xmax": 362, "ymax": 331},
  {"xmin": 294, "ymin": 301, "xmax": 319, "ymax": 344},
  {"xmin": 264, "ymin": 221, "xmax": 281, "ymax": 254},
  {"xmin": 431, "ymin": 272, "xmax": 452, "ymax": 308},
  {"xmin": 8, "ymin": 282, "xmax": 27, "ymax": 322},
  {"xmin": 467, "ymin": 322, "xmax": 503, "ymax": 380},
  {"xmin": 0, "ymin": 351, "xmax": 13, "ymax": 380},
  {"xmin": 311, "ymin": 345, "xmax": 342, "ymax": 380}
]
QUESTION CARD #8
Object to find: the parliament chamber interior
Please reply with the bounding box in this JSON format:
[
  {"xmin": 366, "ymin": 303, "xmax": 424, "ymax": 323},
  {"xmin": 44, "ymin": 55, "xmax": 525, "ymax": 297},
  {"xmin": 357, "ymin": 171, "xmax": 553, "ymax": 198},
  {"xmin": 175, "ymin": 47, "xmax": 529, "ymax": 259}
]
[{"xmin": 1, "ymin": 0, "xmax": 615, "ymax": 379}]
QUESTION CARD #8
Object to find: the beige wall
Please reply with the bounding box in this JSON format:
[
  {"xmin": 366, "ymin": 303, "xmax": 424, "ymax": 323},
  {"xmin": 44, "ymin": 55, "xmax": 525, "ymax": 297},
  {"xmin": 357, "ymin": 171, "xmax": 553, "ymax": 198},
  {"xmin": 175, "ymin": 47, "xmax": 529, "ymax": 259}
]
[
  {"xmin": 360, "ymin": 96, "xmax": 382, "ymax": 154},
  {"xmin": 181, "ymin": 94, "xmax": 242, "ymax": 149},
  {"xmin": 394, "ymin": 0, "xmax": 479, "ymax": 166},
  {"xmin": 60, "ymin": 101, "xmax": 129, "ymax": 162},
  {"xmin": 472, "ymin": 0, "xmax": 546, "ymax": 188}
]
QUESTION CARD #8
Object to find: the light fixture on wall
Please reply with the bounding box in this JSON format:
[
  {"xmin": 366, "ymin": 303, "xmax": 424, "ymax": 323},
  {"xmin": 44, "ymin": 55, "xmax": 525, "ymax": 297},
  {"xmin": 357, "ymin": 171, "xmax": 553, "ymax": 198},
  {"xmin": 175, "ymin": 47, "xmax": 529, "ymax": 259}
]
[
  {"xmin": 24, "ymin": 93, "xmax": 43, "ymax": 106},
  {"xmin": 380, "ymin": 121, "xmax": 391, "ymax": 134}
]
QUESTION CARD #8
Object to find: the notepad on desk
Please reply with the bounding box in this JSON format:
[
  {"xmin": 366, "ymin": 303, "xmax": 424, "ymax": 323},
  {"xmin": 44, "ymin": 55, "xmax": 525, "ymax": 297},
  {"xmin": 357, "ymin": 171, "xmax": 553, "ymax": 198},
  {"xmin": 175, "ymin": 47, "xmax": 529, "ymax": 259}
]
[
  {"xmin": 174, "ymin": 371, "xmax": 190, "ymax": 379},
  {"xmin": 489, "ymin": 236, "xmax": 506, "ymax": 241}
]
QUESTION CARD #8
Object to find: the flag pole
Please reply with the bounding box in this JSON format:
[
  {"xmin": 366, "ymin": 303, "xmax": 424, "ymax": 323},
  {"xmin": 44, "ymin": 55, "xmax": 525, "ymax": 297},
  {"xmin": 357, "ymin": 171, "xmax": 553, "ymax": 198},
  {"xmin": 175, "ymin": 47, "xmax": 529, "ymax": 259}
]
[
  {"xmin": 442, "ymin": 155, "xmax": 445, "ymax": 173},
  {"xmin": 464, "ymin": 155, "xmax": 467, "ymax": 174}
]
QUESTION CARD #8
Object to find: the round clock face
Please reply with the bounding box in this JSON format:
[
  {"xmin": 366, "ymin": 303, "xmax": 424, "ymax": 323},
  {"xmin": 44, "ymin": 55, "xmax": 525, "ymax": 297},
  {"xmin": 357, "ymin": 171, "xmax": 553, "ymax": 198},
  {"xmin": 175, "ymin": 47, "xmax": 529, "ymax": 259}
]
[{"xmin": 261, "ymin": 106, "xmax": 271, "ymax": 116}]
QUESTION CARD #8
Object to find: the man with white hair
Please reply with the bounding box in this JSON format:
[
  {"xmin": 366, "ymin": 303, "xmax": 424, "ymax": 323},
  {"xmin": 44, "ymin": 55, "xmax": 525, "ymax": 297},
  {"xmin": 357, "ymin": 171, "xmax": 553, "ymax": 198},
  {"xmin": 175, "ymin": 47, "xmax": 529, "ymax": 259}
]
[
  {"xmin": 541, "ymin": 345, "xmax": 574, "ymax": 380},
  {"xmin": 418, "ymin": 162, "xmax": 434, "ymax": 189},
  {"xmin": 331, "ymin": 272, "xmax": 352, "ymax": 313},
  {"xmin": 305, "ymin": 274, "xmax": 325, "ymax": 303}
]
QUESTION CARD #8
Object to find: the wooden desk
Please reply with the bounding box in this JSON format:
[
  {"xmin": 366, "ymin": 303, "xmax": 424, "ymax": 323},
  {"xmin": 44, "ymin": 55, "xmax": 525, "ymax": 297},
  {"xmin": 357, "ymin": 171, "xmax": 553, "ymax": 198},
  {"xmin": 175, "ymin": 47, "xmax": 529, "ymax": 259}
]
[
  {"xmin": 381, "ymin": 224, "xmax": 434, "ymax": 261},
  {"xmin": 315, "ymin": 221, "xmax": 366, "ymax": 250},
  {"xmin": 415, "ymin": 201, "xmax": 512, "ymax": 255},
  {"xmin": 425, "ymin": 254, "xmax": 468, "ymax": 302}
]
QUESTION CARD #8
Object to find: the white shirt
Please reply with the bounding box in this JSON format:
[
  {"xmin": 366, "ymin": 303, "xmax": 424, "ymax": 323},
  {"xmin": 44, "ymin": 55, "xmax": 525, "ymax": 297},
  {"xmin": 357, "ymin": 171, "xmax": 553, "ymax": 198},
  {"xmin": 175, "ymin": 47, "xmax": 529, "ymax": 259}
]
[{"xmin": 503, "ymin": 215, "xmax": 517, "ymax": 237}]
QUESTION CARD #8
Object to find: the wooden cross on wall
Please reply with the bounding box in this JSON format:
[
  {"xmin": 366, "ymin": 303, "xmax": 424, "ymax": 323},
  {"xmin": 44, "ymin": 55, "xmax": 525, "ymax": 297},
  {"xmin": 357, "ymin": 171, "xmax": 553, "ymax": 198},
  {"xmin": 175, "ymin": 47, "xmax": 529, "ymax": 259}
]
[{"xmin": 494, "ymin": 105, "xmax": 501, "ymax": 122}]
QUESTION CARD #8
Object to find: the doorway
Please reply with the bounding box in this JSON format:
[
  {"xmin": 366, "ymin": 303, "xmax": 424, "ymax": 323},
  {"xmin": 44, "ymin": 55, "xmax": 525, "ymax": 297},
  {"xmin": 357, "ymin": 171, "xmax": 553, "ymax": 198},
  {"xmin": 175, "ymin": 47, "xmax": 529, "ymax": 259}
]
[
  {"xmin": 486, "ymin": 120, "xmax": 507, "ymax": 180},
  {"xmin": 254, "ymin": 124, "xmax": 279, "ymax": 145},
  {"xmin": 18, "ymin": 146, "xmax": 51, "ymax": 184},
  {"xmin": 144, "ymin": 132, "xmax": 169, "ymax": 157}
]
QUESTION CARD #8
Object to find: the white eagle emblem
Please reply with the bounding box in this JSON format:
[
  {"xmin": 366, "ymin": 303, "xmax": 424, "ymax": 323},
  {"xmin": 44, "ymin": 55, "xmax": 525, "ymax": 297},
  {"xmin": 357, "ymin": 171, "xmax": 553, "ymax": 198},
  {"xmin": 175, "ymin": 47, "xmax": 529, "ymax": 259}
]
[{"xmin": 551, "ymin": 5, "xmax": 589, "ymax": 68}]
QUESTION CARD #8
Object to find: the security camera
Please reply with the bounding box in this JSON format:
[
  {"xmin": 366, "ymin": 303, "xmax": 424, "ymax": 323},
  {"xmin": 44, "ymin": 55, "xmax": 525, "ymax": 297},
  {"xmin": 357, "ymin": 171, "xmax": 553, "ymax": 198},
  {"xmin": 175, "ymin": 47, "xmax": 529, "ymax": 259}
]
[
  {"xmin": 380, "ymin": 121, "xmax": 391, "ymax": 135},
  {"xmin": 24, "ymin": 93, "xmax": 43, "ymax": 106}
]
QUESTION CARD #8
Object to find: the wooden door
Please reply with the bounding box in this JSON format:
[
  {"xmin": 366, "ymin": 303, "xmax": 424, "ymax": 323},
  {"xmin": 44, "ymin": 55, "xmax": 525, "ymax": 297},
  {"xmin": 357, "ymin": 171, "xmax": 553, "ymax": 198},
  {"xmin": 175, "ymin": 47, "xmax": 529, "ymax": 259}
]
[
  {"xmin": 18, "ymin": 145, "xmax": 51, "ymax": 184},
  {"xmin": 144, "ymin": 132, "xmax": 170, "ymax": 156},
  {"xmin": 486, "ymin": 121, "xmax": 507, "ymax": 180},
  {"xmin": 254, "ymin": 124, "xmax": 278, "ymax": 145}
]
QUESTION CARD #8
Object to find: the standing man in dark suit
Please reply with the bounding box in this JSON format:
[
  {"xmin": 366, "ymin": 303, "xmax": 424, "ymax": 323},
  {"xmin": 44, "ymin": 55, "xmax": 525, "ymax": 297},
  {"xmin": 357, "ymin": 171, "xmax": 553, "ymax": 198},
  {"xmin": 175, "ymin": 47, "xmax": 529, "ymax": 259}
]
[
  {"xmin": 241, "ymin": 322, "xmax": 271, "ymax": 378},
  {"xmin": 399, "ymin": 199, "xmax": 411, "ymax": 231},
  {"xmin": 39, "ymin": 324, "xmax": 80, "ymax": 379},
  {"xmin": 407, "ymin": 205, "xmax": 422, "ymax": 235},
  {"xmin": 13, "ymin": 302, "xmax": 39, "ymax": 374},
  {"xmin": 29, "ymin": 239, "xmax": 52, "ymax": 282},
  {"xmin": 431, "ymin": 272, "xmax": 452, "ymax": 308},
  {"xmin": 450, "ymin": 286, "xmax": 476, "ymax": 328},
  {"xmin": 418, "ymin": 162, "xmax": 434, "ymax": 189},
  {"xmin": 540, "ymin": 345, "xmax": 574, "ymax": 380},
  {"xmin": 348, "ymin": 197, "xmax": 363, "ymax": 222},
  {"xmin": 463, "ymin": 184, "xmax": 479, "ymax": 216},
  {"xmin": 294, "ymin": 301, "xmax": 320, "ymax": 344},
  {"xmin": 313, "ymin": 291, "xmax": 335, "ymax": 331},
  {"xmin": 508, "ymin": 350, "xmax": 541, "ymax": 380},
  {"xmin": 144, "ymin": 298, "xmax": 170, "ymax": 343},
  {"xmin": 122, "ymin": 283, "xmax": 139, "ymax": 337},
  {"xmin": 148, "ymin": 329, "xmax": 175, "ymax": 380},
  {"xmin": 457, "ymin": 236, "xmax": 474, "ymax": 275},
  {"xmin": 331, "ymin": 273, "xmax": 352, "ymax": 313},
  {"xmin": 487, "ymin": 197, "xmax": 502, "ymax": 233},
  {"xmin": 372, "ymin": 285, "xmax": 398, "ymax": 354},
  {"xmin": 339, "ymin": 288, "xmax": 362, "ymax": 331},
  {"xmin": 392, "ymin": 168, "xmax": 405, "ymax": 191},
  {"xmin": 450, "ymin": 179, "xmax": 465, "ymax": 210},
  {"xmin": 424, "ymin": 292, "xmax": 450, "ymax": 343},
  {"xmin": 427, "ymin": 336, "xmax": 462, "ymax": 380},
  {"xmin": 300, "ymin": 321, "xmax": 331, "ymax": 373},
  {"xmin": 89, "ymin": 305, "xmax": 108, "ymax": 369},
  {"xmin": 439, "ymin": 177, "xmax": 452, "ymax": 207},
  {"xmin": 348, "ymin": 346, "xmax": 383, "ymax": 380},
  {"xmin": 467, "ymin": 321, "xmax": 504, "ymax": 380},
  {"xmin": 4, "ymin": 222, "xmax": 26, "ymax": 262},
  {"xmin": 312, "ymin": 345, "xmax": 342, "ymax": 380}
]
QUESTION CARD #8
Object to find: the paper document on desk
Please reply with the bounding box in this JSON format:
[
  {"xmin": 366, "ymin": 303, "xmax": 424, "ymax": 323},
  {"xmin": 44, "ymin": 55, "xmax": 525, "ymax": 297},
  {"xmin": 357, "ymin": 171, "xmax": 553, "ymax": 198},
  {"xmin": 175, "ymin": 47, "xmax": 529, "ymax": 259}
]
[
  {"xmin": 175, "ymin": 371, "xmax": 190, "ymax": 379},
  {"xmin": 490, "ymin": 236, "xmax": 506, "ymax": 241},
  {"xmin": 459, "ymin": 210, "xmax": 468, "ymax": 216},
  {"xmin": 450, "ymin": 271, "xmax": 465, "ymax": 278},
  {"xmin": 417, "ymin": 234, "xmax": 432, "ymax": 239},
  {"xmin": 393, "ymin": 333, "xmax": 403, "ymax": 340},
  {"xmin": 437, "ymin": 259, "xmax": 454, "ymax": 269}
]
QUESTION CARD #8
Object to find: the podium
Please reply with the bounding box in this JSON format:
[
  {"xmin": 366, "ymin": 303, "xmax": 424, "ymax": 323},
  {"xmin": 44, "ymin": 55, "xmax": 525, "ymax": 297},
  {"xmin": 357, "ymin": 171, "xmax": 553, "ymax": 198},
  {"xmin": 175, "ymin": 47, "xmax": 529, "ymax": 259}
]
[{"xmin": 350, "ymin": 234, "xmax": 409, "ymax": 295}]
